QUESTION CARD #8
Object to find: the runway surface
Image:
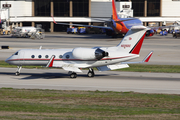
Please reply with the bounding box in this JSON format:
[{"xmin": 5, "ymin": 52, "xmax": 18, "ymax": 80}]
[{"xmin": 0, "ymin": 67, "xmax": 180, "ymax": 94}]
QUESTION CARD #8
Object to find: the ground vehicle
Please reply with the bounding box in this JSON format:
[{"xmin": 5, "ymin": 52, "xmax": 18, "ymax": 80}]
[
  {"xmin": 67, "ymin": 28, "xmax": 78, "ymax": 34},
  {"xmin": 173, "ymin": 31, "xmax": 180, "ymax": 38},
  {"xmin": 160, "ymin": 30, "xmax": 168, "ymax": 36},
  {"xmin": 0, "ymin": 29, "xmax": 10, "ymax": 35},
  {"xmin": 12, "ymin": 27, "xmax": 45, "ymax": 39}
]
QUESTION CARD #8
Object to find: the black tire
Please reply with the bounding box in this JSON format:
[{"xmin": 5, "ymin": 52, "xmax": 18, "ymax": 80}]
[
  {"xmin": 87, "ymin": 72, "xmax": 94, "ymax": 78},
  {"xmin": 70, "ymin": 73, "xmax": 77, "ymax": 78},
  {"xmin": 15, "ymin": 72, "xmax": 20, "ymax": 76}
]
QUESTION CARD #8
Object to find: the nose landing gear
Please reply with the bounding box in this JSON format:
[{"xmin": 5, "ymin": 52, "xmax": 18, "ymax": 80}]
[{"xmin": 15, "ymin": 66, "xmax": 22, "ymax": 76}]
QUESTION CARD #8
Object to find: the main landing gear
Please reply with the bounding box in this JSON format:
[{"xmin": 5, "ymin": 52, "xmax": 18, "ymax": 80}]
[
  {"xmin": 87, "ymin": 68, "xmax": 95, "ymax": 78},
  {"xmin": 15, "ymin": 66, "xmax": 22, "ymax": 76},
  {"xmin": 69, "ymin": 68, "xmax": 95, "ymax": 79},
  {"xmin": 70, "ymin": 72, "xmax": 77, "ymax": 78}
]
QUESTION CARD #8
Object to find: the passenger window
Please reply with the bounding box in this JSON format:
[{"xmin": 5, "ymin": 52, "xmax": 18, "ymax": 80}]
[
  {"xmin": 31, "ymin": 55, "xmax": 35, "ymax": 58},
  {"xmin": 59, "ymin": 55, "xmax": 63, "ymax": 58},
  {"xmin": 38, "ymin": 55, "xmax": 42, "ymax": 58},
  {"xmin": 45, "ymin": 55, "xmax": 49, "ymax": 58}
]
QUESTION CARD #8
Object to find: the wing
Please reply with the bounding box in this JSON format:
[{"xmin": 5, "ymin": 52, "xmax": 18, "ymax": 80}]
[{"xmin": 51, "ymin": 15, "xmax": 113, "ymax": 30}]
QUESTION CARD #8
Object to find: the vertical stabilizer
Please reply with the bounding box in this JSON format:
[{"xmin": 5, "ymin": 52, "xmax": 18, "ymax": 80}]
[
  {"xmin": 112, "ymin": 0, "xmax": 118, "ymax": 20},
  {"xmin": 117, "ymin": 26, "xmax": 148, "ymax": 54}
]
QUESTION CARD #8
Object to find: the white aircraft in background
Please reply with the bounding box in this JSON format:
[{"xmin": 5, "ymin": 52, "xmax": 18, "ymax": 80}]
[{"xmin": 5, "ymin": 26, "xmax": 153, "ymax": 78}]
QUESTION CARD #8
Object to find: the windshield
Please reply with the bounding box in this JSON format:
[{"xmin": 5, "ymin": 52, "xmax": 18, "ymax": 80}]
[{"xmin": 14, "ymin": 52, "xmax": 18, "ymax": 55}]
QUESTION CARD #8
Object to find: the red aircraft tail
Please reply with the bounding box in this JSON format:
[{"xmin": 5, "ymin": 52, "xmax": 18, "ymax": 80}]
[{"xmin": 112, "ymin": 0, "xmax": 118, "ymax": 20}]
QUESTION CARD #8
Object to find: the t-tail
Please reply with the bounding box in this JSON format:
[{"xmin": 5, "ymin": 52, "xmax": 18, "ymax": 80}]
[{"xmin": 117, "ymin": 26, "xmax": 148, "ymax": 54}]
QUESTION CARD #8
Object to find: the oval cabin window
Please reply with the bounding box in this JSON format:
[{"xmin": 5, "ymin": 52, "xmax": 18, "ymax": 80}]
[{"xmin": 31, "ymin": 55, "xmax": 35, "ymax": 58}]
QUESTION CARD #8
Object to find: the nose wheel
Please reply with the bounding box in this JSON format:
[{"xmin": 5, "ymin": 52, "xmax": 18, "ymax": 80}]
[
  {"xmin": 15, "ymin": 72, "xmax": 20, "ymax": 76},
  {"xmin": 15, "ymin": 66, "xmax": 22, "ymax": 76},
  {"xmin": 87, "ymin": 68, "xmax": 95, "ymax": 78}
]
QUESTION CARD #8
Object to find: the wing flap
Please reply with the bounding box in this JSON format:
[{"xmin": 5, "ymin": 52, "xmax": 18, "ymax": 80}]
[
  {"xmin": 62, "ymin": 64, "xmax": 82, "ymax": 73},
  {"xmin": 97, "ymin": 64, "xmax": 129, "ymax": 72}
]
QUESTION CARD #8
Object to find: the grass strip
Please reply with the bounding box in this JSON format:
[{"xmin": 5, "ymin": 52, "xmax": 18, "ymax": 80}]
[
  {"xmin": 1, "ymin": 60, "xmax": 180, "ymax": 73},
  {"xmin": 0, "ymin": 88, "xmax": 180, "ymax": 120}
]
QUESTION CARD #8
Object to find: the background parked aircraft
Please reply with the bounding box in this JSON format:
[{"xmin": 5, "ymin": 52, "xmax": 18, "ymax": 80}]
[{"xmin": 52, "ymin": 0, "xmax": 151, "ymax": 38}]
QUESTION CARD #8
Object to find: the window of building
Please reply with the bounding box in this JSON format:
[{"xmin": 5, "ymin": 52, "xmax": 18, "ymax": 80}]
[
  {"xmin": 132, "ymin": 0, "xmax": 144, "ymax": 17},
  {"xmin": 35, "ymin": 0, "xmax": 50, "ymax": 16},
  {"xmin": 54, "ymin": 0, "xmax": 69, "ymax": 17},
  {"xmin": 73, "ymin": 0, "xmax": 89, "ymax": 17},
  {"xmin": 147, "ymin": 0, "xmax": 160, "ymax": 16}
]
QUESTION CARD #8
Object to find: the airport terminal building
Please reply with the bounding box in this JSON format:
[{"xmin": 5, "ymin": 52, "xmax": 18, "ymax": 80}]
[{"xmin": 0, "ymin": 0, "xmax": 180, "ymax": 32}]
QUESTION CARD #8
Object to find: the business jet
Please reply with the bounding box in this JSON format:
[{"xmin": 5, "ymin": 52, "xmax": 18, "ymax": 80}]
[
  {"xmin": 52, "ymin": 0, "xmax": 154, "ymax": 37},
  {"xmin": 5, "ymin": 26, "xmax": 153, "ymax": 78}
]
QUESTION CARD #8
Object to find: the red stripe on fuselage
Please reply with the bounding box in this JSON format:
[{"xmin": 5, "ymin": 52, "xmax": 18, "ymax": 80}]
[{"xmin": 7, "ymin": 55, "xmax": 136, "ymax": 63}]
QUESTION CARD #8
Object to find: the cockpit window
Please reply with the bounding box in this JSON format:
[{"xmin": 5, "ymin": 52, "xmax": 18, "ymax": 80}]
[{"xmin": 14, "ymin": 52, "xmax": 18, "ymax": 55}]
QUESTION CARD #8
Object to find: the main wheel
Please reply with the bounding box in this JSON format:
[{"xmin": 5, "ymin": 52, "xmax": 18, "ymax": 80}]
[
  {"xmin": 87, "ymin": 72, "xmax": 94, "ymax": 78},
  {"xmin": 70, "ymin": 73, "xmax": 77, "ymax": 78}
]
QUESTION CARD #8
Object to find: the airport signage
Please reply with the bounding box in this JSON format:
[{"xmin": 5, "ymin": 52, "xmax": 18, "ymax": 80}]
[{"xmin": 2, "ymin": 4, "xmax": 11, "ymax": 8}]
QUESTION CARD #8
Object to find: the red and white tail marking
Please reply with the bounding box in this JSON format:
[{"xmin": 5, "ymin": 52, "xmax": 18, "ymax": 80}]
[
  {"xmin": 46, "ymin": 55, "xmax": 55, "ymax": 67},
  {"xmin": 130, "ymin": 32, "xmax": 146, "ymax": 54},
  {"xmin": 117, "ymin": 26, "xmax": 148, "ymax": 54},
  {"xmin": 144, "ymin": 51, "xmax": 153, "ymax": 62}
]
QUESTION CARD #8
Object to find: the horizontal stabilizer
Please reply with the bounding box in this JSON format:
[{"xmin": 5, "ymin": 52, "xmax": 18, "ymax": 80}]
[
  {"xmin": 122, "ymin": 51, "xmax": 153, "ymax": 64},
  {"xmin": 142, "ymin": 51, "xmax": 153, "ymax": 62},
  {"xmin": 97, "ymin": 64, "xmax": 129, "ymax": 72},
  {"xmin": 46, "ymin": 55, "xmax": 55, "ymax": 67},
  {"xmin": 62, "ymin": 64, "xmax": 82, "ymax": 73}
]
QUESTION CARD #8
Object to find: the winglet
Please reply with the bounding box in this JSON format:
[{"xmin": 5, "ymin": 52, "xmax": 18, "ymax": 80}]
[
  {"xmin": 143, "ymin": 51, "xmax": 153, "ymax": 62},
  {"xmin": 51, "ymin": 14, "xmax": 57, "ymax": 24},
  {"xmin": 46, "ymin": 55, "xmax": 55, "ymax": 67}
]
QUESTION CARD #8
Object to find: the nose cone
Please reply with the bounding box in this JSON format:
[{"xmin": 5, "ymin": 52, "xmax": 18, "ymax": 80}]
[{"xmin": 5, "ymin": 56, "xmax": 12, "ymax": 64}]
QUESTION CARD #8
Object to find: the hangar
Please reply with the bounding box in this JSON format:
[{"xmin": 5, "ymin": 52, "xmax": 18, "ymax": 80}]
[{"xmin": 0, "ymin": 0, "xmax": 180, "ymax": 32}]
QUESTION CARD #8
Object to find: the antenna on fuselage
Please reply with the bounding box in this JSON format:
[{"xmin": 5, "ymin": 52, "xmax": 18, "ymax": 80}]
[{"xmin": 39, "ymin": 46, "xmax": 42, "ymax": 49}]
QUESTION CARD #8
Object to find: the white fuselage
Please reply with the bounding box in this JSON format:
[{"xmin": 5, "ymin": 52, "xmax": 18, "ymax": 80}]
[{"xmin": 5, "ymin": 47, "xmax": 139, "ymax": 69}]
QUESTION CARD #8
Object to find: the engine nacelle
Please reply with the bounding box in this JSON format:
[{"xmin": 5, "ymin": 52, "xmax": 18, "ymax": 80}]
[{"xmin": 72, "ymin": 47, "xmax": 108, "ymax": 60}]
